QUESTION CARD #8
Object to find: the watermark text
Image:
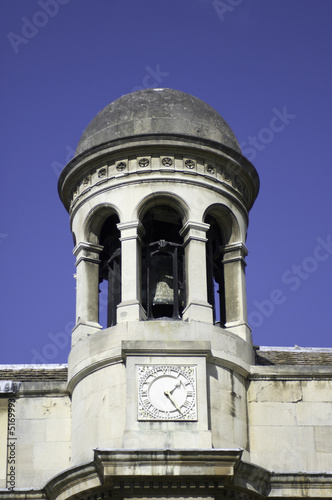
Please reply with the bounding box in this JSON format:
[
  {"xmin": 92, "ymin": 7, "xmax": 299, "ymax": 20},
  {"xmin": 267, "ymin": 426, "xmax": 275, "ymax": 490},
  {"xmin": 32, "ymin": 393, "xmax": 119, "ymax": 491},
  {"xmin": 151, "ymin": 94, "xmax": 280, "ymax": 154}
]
[
  {"xmin": 240, "ymin": 106, "xmax": 296, "ymax": 161},
  {"xmin": 249, "ymin": 235, "xmax": 332, "ymax": 328},
  {"xmin": 8, "ymin": 0, "xmax": 71, "ymax": 54}
]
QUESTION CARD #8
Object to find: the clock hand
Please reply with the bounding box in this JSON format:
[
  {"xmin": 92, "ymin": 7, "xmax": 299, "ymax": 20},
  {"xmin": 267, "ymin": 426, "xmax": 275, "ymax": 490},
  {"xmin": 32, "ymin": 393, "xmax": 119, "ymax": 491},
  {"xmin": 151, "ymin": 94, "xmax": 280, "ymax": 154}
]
[
  {"xmin": 169, "ymin": 381, "xmax": 181, "ymax": 394},
  {"xmin": 164, "ymin": 390, "xmax": 183, "ymax": 414}
]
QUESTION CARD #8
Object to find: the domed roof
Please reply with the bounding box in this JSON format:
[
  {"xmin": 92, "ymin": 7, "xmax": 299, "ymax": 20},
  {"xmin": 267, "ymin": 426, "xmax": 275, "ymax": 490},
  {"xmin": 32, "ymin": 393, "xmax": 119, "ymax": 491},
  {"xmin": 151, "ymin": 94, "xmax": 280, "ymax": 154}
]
[{"xmin": 76, "ymin": 88, "xmax": 241, "ymax": 155}]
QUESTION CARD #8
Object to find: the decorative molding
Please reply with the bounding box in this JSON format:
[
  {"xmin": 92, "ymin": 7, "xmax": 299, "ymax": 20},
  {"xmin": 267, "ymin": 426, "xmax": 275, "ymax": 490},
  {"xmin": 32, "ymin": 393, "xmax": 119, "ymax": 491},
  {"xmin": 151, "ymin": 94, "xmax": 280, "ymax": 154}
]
[
  {"xmin": 60, "ymin": 136, "xmax": 259, "ymax": 214},
  {"xmin": 116, "ymin": 161, "xmax": 127, "ymax": 172},
  {"xmin": 73, "ymin": 241, "xmax": 104, "ymax": 256},
  {"xmin": 97, "ymin": 166, "xmax": 107, "ymax": 178},
  {"xmin": 117, "ymin": 220, "xmax": 145, "ymax": 242},
  {"xmin": 138, "ymin": 156, "xmax": 150, "ymax": 168},
  {"xmin": 82, "ymin": 175, "xmax": 91, "ymax": 187},
  {"xmin": 250, "ymin": 365, "xmax": 332, "ymax": 381},
  {"xmin": 0, "ymin": 381, "xmax": 21, "ymax": 394},
  {"xmin": 0, "ymin": 491, "xmax": 46, "ymax": 500},
  {"xmin": 41, "ymin": 449, "xmax": 272, "ymax": 500},
  {"xmin": 223, "ymin": 242, "xmax": 249, "ymax": 256},
  {"xmin": 69, "ymin": 154, "xmax": 250, "ymax": 211},
  {"xmin": 184, "ymin": 158, "xmax": 195, "ymax": 169},
  {"xmin": 121, "ymin": 340, "xmax": 212, "ymax": 358},
  {"xmin": 73, "ymin": 241, "xmax": 103, "ymax": 266},
  {"xmin": 161, "ymin": 156, "xmax": 173, "ymax": 167},
  {"xmin": 180, "ymin": 220, "xmax": 210, "ymax": 245},
  {"xmin": 270, "ymin": 472, "xmax": 332, "ymax": 498},
  {"xmin": 222, "ymin": 170, "xmax": 231, "ymax": 181},
  {"xmin": 205, "ymin": 162, "xmax": 215, "ymax": 174}
]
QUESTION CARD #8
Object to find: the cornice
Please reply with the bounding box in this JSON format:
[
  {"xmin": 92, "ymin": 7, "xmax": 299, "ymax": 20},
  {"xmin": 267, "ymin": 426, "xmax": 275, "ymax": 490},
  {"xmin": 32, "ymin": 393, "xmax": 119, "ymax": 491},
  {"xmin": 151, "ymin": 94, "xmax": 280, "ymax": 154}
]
[
  {"xmin": 250, "ymin": 365, "xmax": 332, "ymax": 380},
  {"xmin": 58, "ymin": 138, "xmax": 259, "ymax": 214},
  {"xmin": 42, "ymin": 448, "xmax": 271, "ymax": 500},
  {"xmin": 270, "ymin": 472, "xmax": 332, "ymax": 497}
]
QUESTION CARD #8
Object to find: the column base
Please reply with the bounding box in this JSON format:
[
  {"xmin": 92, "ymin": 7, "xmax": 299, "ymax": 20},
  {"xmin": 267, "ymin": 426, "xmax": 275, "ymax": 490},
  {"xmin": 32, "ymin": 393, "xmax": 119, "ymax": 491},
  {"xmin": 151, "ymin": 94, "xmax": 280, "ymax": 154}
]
[
  {"xmin": 117, "ymin": 300, "xmax": 147, "ymax": 323},
  {"xmin": 71, "ymin": 320, "xmax": 102, "ymax": 346},
  {"xmin": 182, "ymin": 301, "xmax": 213, "ymax": 323},
  {"xmin": 224, "ymin": 321, "xmax": 252, "ymax": 343}
]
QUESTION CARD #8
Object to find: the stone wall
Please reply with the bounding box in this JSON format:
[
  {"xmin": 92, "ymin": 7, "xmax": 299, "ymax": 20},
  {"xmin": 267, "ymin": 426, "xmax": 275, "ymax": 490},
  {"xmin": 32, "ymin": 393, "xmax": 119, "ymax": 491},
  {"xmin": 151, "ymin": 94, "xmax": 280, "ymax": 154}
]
[
  {"xmin": 0, "ymin": 367, "xmax": 70, "ymax": 490},
  {"xmin": 249, "ymin": 363, "xmax": 332, "ymax": 473},
  {"xmin": 15, "ymin": 386, "xmax": 71, "ymax": 488},
  {"xmin": 1, "ymin": 349, "xmax": 332, "ymax": 497}
]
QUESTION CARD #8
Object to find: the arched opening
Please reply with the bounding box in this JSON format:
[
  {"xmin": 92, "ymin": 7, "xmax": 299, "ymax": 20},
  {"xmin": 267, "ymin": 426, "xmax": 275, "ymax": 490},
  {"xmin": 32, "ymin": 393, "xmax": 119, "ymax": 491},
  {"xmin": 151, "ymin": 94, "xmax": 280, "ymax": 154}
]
[
  {"xmin": 98, "ymin": 214, "xmax": 121, "ymax": 327},
  {"xmin": 205, "ymin": 215, "xmax": 225, "ymax": 326},
  {"xmin": 141, "ymin": 205, "xmax": 185, "ymax": 320}
]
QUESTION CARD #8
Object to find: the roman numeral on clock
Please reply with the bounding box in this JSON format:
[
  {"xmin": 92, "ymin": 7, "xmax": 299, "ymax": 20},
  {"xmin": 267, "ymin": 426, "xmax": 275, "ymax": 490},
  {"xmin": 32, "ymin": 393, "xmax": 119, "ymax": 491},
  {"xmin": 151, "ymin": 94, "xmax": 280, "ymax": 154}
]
[{"xmin": 150, "ymin": 408, "xmax": 159, "ymax": 418}]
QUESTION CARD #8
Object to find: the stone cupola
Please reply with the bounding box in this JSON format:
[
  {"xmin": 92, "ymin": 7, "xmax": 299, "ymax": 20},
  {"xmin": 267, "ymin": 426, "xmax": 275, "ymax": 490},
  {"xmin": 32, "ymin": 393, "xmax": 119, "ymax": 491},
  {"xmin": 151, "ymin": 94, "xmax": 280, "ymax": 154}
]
[
  {"xmin": 58, "ymin": 88, "xmax": 260, "ymax": 467},
  {"xmin": 58, "ymin": 88, "xmax": 259, "ymax": 344}
]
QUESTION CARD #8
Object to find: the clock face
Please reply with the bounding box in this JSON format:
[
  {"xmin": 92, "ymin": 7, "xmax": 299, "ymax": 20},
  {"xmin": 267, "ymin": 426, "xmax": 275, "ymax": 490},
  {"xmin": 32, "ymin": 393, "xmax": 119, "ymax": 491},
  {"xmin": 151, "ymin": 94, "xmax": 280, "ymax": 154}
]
[{"xmin": 138, "ymin": 365, "xmax": 197, "ymax": 421}]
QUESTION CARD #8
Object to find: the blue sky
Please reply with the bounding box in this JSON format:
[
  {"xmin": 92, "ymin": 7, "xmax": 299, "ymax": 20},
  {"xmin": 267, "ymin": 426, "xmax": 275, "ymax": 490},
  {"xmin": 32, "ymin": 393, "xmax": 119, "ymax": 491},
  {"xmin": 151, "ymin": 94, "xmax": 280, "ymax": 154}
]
[{"xmin": 1, "ymin": 0, "xmax": 331, "ymax": 364}]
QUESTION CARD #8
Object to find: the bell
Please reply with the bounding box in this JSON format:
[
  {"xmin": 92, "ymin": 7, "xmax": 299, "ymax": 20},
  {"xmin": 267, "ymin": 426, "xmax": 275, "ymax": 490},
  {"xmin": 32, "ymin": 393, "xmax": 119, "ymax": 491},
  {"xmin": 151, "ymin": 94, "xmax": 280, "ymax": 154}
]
[
  {"xmin": 152, "ymin": 254, "xmax": 174, "ymax": 306},
  {"xmin": 153, "ymin": 275, "xmax": 174, "ymax": 305}
]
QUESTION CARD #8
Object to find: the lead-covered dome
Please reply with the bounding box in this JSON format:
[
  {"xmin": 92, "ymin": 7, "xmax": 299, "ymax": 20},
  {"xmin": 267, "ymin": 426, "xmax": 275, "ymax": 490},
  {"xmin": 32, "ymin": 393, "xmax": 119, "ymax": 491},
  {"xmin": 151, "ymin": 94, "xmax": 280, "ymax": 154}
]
[{"xmin": 76, "ymin": 88, "xmax": 241, "ymax": 156}]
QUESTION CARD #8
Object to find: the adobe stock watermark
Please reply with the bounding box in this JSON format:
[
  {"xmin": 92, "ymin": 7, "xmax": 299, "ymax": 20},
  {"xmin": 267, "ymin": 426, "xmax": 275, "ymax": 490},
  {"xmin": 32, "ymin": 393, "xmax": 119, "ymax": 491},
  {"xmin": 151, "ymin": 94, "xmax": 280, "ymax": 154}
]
[
  {"xmin": 0, "ymin": 234, "xmax": 9, "ymax": 244},
  {"xmin": 7, "ymin": 0, "xmax": 71, "ymax": 55},
  {"xmin": 240, "ymin": 106, "xmax": 296, "ymax": 162},
  {"xmin": 130, "ymin": 64, "xmax": 170, "ymax": 92},
  {"xmin": 31, "ymin": 320, "xmax": 74, "ymax": 363},
  {"xmin": 213, "ymin": 0, "xmax": 244, "ymax": 23},
  {"xmin": 52, "ymin": 64, "xmax": 169, "ymax": 178},
  {"xmin": 30, "ymin": 285, "xmax": 115, "ymax": 362},
  {"xmin": 248, "ymin": 235, "xmax": 332, "ymax": 328},
  {"xmin": 52, "ymin": 144, "xmax": 75, "ymax": 179}
]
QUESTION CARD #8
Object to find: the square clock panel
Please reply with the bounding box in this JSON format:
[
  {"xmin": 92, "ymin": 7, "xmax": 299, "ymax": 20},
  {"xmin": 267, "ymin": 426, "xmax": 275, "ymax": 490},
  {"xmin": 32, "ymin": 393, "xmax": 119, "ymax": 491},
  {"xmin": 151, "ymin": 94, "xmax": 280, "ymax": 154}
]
[{"xmin": 137, "ymin": 365, "xmax": 197, "ymax": 421}]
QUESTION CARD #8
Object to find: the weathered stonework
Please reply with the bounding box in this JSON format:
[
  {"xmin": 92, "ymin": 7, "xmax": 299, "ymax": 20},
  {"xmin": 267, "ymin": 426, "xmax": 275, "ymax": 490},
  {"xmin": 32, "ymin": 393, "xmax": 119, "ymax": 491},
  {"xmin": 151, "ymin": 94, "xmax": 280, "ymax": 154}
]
[
  {"xmin": 66, "ymin": 150, "xmax": 253, "ymax": 214},
  {"xmin": 0, "ymin": 89, "xmax": 331, "ymax": 499}
]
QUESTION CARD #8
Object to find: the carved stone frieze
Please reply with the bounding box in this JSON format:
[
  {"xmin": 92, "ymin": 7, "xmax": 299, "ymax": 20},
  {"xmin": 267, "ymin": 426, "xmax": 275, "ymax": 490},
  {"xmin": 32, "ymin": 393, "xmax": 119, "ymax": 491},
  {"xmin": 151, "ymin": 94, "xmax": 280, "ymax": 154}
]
[
  {"xmin": 69, "ymin": 155, "xmax": 249, "ymax": 211},
  {"xmin": 82, "ymin": 175, "xmax": 91, "ymax": 187},
  {"xmin": 205, "ymin": 163, "xmax": 215, "ymax": 174},
  {"xmin": 97, "ymin": 167, "xmax": 107, "ymax": 178},
  {"xmin": 116, "ymin": 161, "xmax": 127, "ymax": 172},
  {"xmin": 222, "ymin": 170, "xmax": 231, "ymax": 181},
  {"xmin": 161, "ymin": 156, "xmax": 173, "ymax": 167},
  {"xmin": 185, "ymin": 159, "xmax": 195, "ymax": 169},
  {"xmin": 138, "ymin": 157, "xmax": 150, "ymax": 168}
]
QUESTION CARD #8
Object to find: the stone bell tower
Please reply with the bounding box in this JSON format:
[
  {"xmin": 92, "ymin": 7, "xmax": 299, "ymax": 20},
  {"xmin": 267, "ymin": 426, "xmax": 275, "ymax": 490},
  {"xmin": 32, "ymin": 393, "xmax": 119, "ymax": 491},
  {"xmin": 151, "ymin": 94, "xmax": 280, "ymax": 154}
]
[{"xmin": 58, "ymin": 88, "xmax": 263, "ymax": 498}]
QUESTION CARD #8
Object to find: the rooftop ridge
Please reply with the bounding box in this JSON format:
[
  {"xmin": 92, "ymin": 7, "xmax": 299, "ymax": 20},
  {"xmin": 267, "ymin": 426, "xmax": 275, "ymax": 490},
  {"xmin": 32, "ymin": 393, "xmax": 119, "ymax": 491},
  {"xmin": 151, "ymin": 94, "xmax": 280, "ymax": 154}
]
[
  {"xmin": 256, "ymin": 346, "xmax": 332, "ymax": 353},
  {"xmin": 0, "ymin": 364, "xmax": 68, "ymax": 370}
]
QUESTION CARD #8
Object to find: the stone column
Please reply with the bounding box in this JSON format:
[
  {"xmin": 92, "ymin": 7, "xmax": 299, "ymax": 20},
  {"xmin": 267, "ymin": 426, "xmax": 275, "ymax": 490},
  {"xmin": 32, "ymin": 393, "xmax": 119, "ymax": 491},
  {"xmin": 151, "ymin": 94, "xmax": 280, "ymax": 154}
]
[
  {"xmin": 222, "ymin": 242, "xmax": 251, "ymax": 341},
  {"xmin": 180, "ymin": 221, "xmax": 213, "ymax": 323},
  {"xmin": 117, "ymin": 221, "xmax": 146, "ymax": 323},
  {"xmin": 72, "ymin": 242, "xmax": 103, "ymax": 344}
]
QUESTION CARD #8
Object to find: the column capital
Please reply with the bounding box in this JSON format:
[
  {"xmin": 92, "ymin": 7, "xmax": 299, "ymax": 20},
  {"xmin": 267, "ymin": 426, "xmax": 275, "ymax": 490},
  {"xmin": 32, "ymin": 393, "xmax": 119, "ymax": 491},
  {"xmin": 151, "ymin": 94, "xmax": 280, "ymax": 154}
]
[
  {"xmin": 73, "ymin": 241, "xmax": 104, "ymax": 256},
  {"xmin": 117, "ymin": 220, "xmax": 145, "ymax": 243},
  {"xmin": 222, "ymin": 242, "xmax": 248, "ymax": 264},
  {"xmin": 180, "ymin": 221, "xmax": 210, "ymax": 246},
  {"xmin": 73, "ymin": 241, "xmax": 104, "ymax": 266}
]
